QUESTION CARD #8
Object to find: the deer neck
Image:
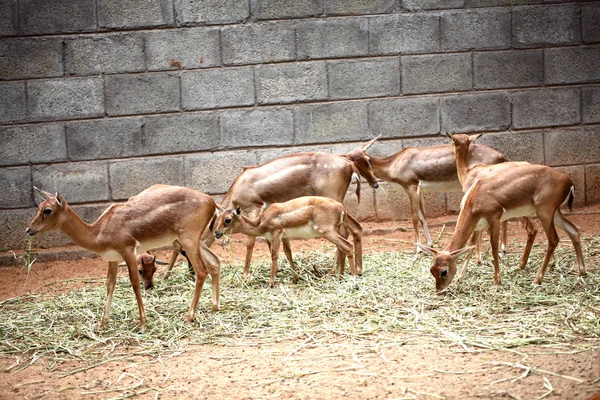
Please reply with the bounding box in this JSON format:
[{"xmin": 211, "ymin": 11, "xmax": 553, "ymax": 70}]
[
  {"xmin": 369, "ymin": 155, "xmax": 396, "ymax": 181},
  {"xmin": 453, "ymin": 145, "xmax": 471, "ymax": 188},
  {"xmin": 446, "ymin": 184, "xmax": 481, "ymax": 252},
  {"xmin": 234, "ymin": 214, "xmax": 264, "ymax": 237},
  {"xmin": 57, "ymin": 206, "xmax": 103, "ymax": 253}
]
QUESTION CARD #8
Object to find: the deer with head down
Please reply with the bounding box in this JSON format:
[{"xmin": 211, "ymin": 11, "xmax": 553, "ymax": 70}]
[
  {"xmin": 213, "ymin": 196, "xmax": 363, "ymax": 287},
  {"xmin": 417, "ymin": 135, "xmax": 586, "ymax": 293},
  {"xmin": 26, "ymin": 185, "xmax": 220, "ymax": 331},
  {"xmin": 205, "ymin": 141, "xmax": 379, "ymax": 280}
]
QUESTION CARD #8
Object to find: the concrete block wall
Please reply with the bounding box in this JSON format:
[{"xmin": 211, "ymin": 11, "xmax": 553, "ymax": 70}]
[{"xmin": 1, "ymin": 0, "xmax": 599, "ymax": 252}]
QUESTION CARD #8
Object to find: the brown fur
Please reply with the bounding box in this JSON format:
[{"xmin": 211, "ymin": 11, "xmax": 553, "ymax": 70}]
[
  {"xmin": 213, "ymin": 196, "xmax": 363, "ymax": 288},
  {"xmin": 27, "ymin": 185, "xmax": 220, "ymax": 331}
]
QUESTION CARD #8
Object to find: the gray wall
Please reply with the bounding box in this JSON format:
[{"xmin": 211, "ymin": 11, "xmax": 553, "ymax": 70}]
[{"xmin": 1, "ymin": 0, "xmax": 600, "ymax": 252}]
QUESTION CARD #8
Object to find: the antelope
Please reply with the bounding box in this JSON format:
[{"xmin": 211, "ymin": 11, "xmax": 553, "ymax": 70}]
[
  {"xmin": 361, "ymin": 138, "xmax": 507, "ymax": 254},
  {"xmin": 445, "ymin": 132, "xmax": 538, "ymax": 280},
  {"xmin": 417, "ymin": 139, "xmax": 586, "ymax": 292},
  {"xmin": 207, "ymin": 142, "xmax": 379, "ymax": 280},
  {"xmin": 213, "ymin": 196, "xmax": 363, "ymax": 287},
  {"xmin": 26, "ymin": 185, "xmax": 221, "ymax": 331}
]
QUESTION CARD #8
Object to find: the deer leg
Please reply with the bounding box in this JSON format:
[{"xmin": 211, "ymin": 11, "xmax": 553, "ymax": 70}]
[
  {"xmin": 162, "ymin": 241, "xmax": 181, "ymax": 279},
  {"xmin": 122, "ymin": 252, "xmax": 147, "ymax": 331},
  {"xmin": 243, "ymin": 236, "xmax": 256, "ymax": 278},
  {"xmin": 406, "ymin": 185, "xmax": 424, "ymax": 255},
  {"xmin": 519, "ymin": 217, "xmax": 537, "ymax": 269},
  {"xmin": 281, "ymin": 238, "xmax": 299, "ymax": 283},
  {"xmin": 488, "ymin": 217, "xmax": 502, "ymax": 286},
  {"xmin": 499, "ymin": 220, "xmax": 508, "ymax": 257},
  {"xmin": 99, "ymin": 261, "xmax": 120, "ymax": 330},
  {"xmin": 533, "ymin": 209, "xmax": 560, "ymax": 285},
  {"xmin": 269, "ymin": 232, "xmax": 282, "ymax": 288},
  {"xmin": 473, "ymin": 230, "xmax": 483, "ymax": 265},
  {"xmin": 553, "ymin": 209, "xmax": 586, "ymax": 276},
  {"xmin": 417, "ymin": 185, "xmax": 433, "ymax": 247},
  {"xmin": 181, "ymin": 238, "xmax": 209, "ymax": 323},
  {"xmin": 201, "ymin": 241, "xmax": 221, "ymax": 313},
  {"xmin": 321, "ymin": 231, "xmax": 353, "ymax": 279},
  {"xmin": 346, "ymin": 220, "xmax": 363, "ymax": 276}
]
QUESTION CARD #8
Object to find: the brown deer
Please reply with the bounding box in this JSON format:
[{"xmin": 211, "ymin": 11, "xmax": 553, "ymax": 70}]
[
  {"xmin": 26, "ymin": 185, "xmax": 220, "ymax": 331},
  {"xmin": 213, "ymin": 196, "xmax": 363, "ymax": 287},
  {"xmin": 417, "ymin": 138, "xmax": 586, "ymax": 292},
  {"xmin": 445, "ymin": 132, "xmax": 538, "ymax": 281},
  {"xmin": 360, "ymin": 137, "xmax": 507, "ymax": 254},
  {"xmin": 207, "ymin": 142, "xmax": 379, "ymax": 280}
]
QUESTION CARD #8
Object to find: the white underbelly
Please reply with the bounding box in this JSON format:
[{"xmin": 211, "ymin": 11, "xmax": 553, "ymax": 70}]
[
  {"xmin": 98, "ymin": 235, "xmax": 178, "ymax": 262},
  {"xmin": 99, "ymin": 250, "xmax": 124, "ymax": 262},
  {"xmin": 500, "ymin": 204, "xmax": 536, "ymax": 222},
  {"xmin": 282, "ymin": 225, "xmax": 318, "ymax": 239},
  {"xmin": 419, "ymin": 180, "xmax": 462, "ymax": 192}
]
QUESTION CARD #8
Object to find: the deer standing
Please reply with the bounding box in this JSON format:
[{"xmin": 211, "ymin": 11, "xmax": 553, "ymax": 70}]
[
  {"xmin": 360, "ymin": 138, "xmax": 506, "ymax": 254},
  {"xmin": 26, "ymin": 185, "xmax": 220, "ymax": 331},
  {"xmin": 207, "ymin": 142, "xmax": 379, "ymax": 280},
  {"xmin": 417, "ymin": 138, "xmax": 586, "ymax": 292},
  {"xmin": 213, "ymin": 196, "xmax": 363, "ymax": 287}
]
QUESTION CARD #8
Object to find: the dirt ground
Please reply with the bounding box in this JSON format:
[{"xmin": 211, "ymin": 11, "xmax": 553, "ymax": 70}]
[{"xmin": 1, "ymin": 211, "xmax": 599, "ymax": 400}]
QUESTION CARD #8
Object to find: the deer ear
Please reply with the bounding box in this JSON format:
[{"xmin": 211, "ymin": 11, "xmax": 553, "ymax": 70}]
[
  {"xmin": 235, "ymin": 206, "xmax": 241, "ymax": 216},
  {"xmin": 216, "ymin": 203, "xmax": 225, "ymax": 212},
  {"xmin": 361, "ymin": 135, "xmax": 380, "ymax": 151},
  {"xmin": 415, "ymin": 243, "xmax": 438, "ymax": 256},
  {"xmin": 445, "ymin": 131, "xmax": 453, "ymax": 140},
  {"xmin": 468, "ymin": 133, "xmax": 483, "ymax": 143},
  {"xmin": 55, "ymin": 192, "xmax": 66, "ymax": 208},
  {"xmin": 449, "ymin": 246, "xmax": 475, "ymax": 261},
  {"xmin": 34, "ymin": 186, "xmax": 53, "ymax": 200}
]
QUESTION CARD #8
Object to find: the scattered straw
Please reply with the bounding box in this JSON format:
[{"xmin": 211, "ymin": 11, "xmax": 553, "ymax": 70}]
[{"xmin": 0, "ymin": 236, "xmax": 598, "ymax": 374}]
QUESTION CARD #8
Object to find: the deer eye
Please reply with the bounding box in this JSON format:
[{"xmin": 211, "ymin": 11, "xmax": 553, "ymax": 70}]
[
  {"xmin": 224, "ymin": 217, "xmax": 232, "ymax": 225},
  {"xmin": 440, "ymin": 269, "xmax": 448, "ymax": 278},
  {"xmin": 43, "ymin": 208, "xmax": 52, "ymax": 215}
]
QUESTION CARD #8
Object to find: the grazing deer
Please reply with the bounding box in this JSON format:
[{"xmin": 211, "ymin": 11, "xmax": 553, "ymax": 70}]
[
  {"xmin": 417, "ymin": 139, "xmax": 586, "ymax": 292},
  {"xmin": 213, "ymin": 196, "xmax": 363, "ymax": 287},
  {"xmin": 446, "ymin": 132, "xmax": 538, "ymax": 280},
  {"xmin": 26, "ymin": 185, "xmax": 220, "ymax": 331},
  {"xmin": 208, "ymin": 142, "xmax": 379, "ymax": 280},
  {"xmin": 360, "ymin": 137, "xmax": 507, "ymax": 254}
]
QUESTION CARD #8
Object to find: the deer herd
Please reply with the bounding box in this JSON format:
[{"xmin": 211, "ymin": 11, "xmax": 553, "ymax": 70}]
[{"xmin": 26, "ymin": 134, "xmax": 587, "ymax": 330}]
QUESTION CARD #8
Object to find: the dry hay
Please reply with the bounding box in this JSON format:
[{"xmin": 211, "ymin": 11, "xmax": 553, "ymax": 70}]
[{"xmin": 0, "ymin": 235, "xmax": 598, "ymax": 376}]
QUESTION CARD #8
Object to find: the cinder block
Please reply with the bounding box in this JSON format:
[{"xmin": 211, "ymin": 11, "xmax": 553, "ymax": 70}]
[
  {"xmin": 109, "ymin": 157, "xmax": 185, "ymax": 200},
  {"xmin": 105, "ymin": 73, "xmax": 179, "ymax": 116},
  {"xmin": 184, "ymin": 151, "xmax": 257, "ymax": 194},
  {"xmin": 98, "ymin": 0, "xmax": 174, "ymax": 28},
  {"xmin": 177, "ymin": 0, "xmax": 249, "ymax": 24},
  {"xmin": 545, "ymin": 46, "xmax": 600, "ymax": 85},
  {"xmin": 402, "ymin": 53, "xmax": 471, "ymax": 94},
  {"xmin": 296, "ymin": 17, "xmax": 369, "ymax": 60},
  {"xmin": 476, "ymin": 130, "xmax": 545, "ymax": 164},
  {"xmin": 65, "ymin": 33, "xmax": 145, "ymax": 75},
  {"xmin": 222, "ymin": 22, "xmax": 295, "ymax": 65},
  {"xmin": 583, "ymin": 4, "xmax": 600, "ymax": 44},
  {"xmin": 369, "ymin": 13, "xmax": 439, "ymax": 55},
  {"xmin": 0, "ymin": 124, "xmax": 67, "ymax": 166},
  {"xmin": 468, "ymin": 0, "xmax": 543, "ymax": 6},
  {"xmin": 256, "ymin": 62, "xmax": 328, "ymax": 104},
  {"xmin": 28, "ymin": 77, "xmax": 104, "ymax": 121},
  {"xmin": 344, "ymin": 184, "xmax": 376, "ymax": 222},
  {"xmin": 220, "ymin": 107, "xmax": 294, "ymax": 148},
  {"xmin": 0, "ymin": 0, "xmax": 17, "ymax": 36},
  {"xmin": 512, "ymin": 88, "xmax": 580, "ymax": 129},
  {"xmin": 0, "ymin": 167, "xmax": 32, "ymax": 208},
  {"xmin": 253, "ymin": 0, "xmax": 322, "ymax": 20},
  {"xmin": 445, "ymin": 191, "xmax": 462, "ymax": 214},
  {"xmin": 19, "ymin": 0, "xmax": 96, "ymax": 34},
  {"xmin": 146, "ymin": 27, "xmax": 220, "ymax": 71},
  {"xmin": 294, "ymin": 102, "xmax": 369, "ymax": 145},
  {"xmin": 328, "ymin": 57, "xmax": 400, "ymax": 100},
  {"xmin": 442, "ymin": 9, "xmax": 510, "ymax": 51},
  {"xmin": 474, "ymin": 50, "xmax": 543, "ymax": 89},
  {"xmin": 325, "ymin": 0, "xmax": 395, "ymax": 15},
  {"xmin": 375, "ymin": 182, "xmax": 447, "ymax": 222},
  {"xmin": 143, "ymin": 113, "xmax": 219, "ymax": 154},
  {"xmin": 0, "ymin": 81, "xmax": 26, "ymax": 123},
  {"xmin": 368, "ymin": 97, "xmax": 440, "ymax": 138},
  {"xmin": 0, "ymin": 209, "xmax": 38, "ymax": 252},
  {"xmin": 512, "ymin": 4, "xmax": 580, "ymax": 48},
  {"xmin": 0, "ymin": 38, "xmax": 63, "ymax": 79},
  {"xmin": 545, "ymin": 126, "xmax": 600, "ymax": 167},
  {"xmin": 582, "ymin": 86, "xmax": 600, "ymax": 124},
  {"xmin": 402, "ymin": 0, "xmax": 464, "ymax": 10},
  {"xmin": 441, "ymin": 92, "xmax": 510, "ymax": 133},
  {"xmin": 585, "ymin": 163, "xmax": 600, "ymax": 205},
  {"xmin": 181, "ymin": 67, "xmax": 254, "ymax": 110},
  {"xmin": 66, "ymin": 118, "xmax": 144, "ymax": 161},
  {"xmin": 554, "ymin": 165, "xmax": 585, "ymax": 208},
  {"xmin": 33, "ymin": 162, "xmax": 110, "ymax": 203}
]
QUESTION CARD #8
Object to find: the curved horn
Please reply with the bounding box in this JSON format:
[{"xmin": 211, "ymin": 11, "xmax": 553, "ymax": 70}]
[
  {"xmin": 361, "ymin": 135, "xmax": 381, "ymax": 151},
  {"xmin": 33, "ymin": 186, "xmax": 53, "ymax": 200}
]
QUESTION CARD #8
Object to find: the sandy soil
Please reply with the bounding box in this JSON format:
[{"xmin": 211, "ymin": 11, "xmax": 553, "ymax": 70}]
[{"xmin": 1, "ymin": 211, "xmax": 599, "ymax": 399}]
